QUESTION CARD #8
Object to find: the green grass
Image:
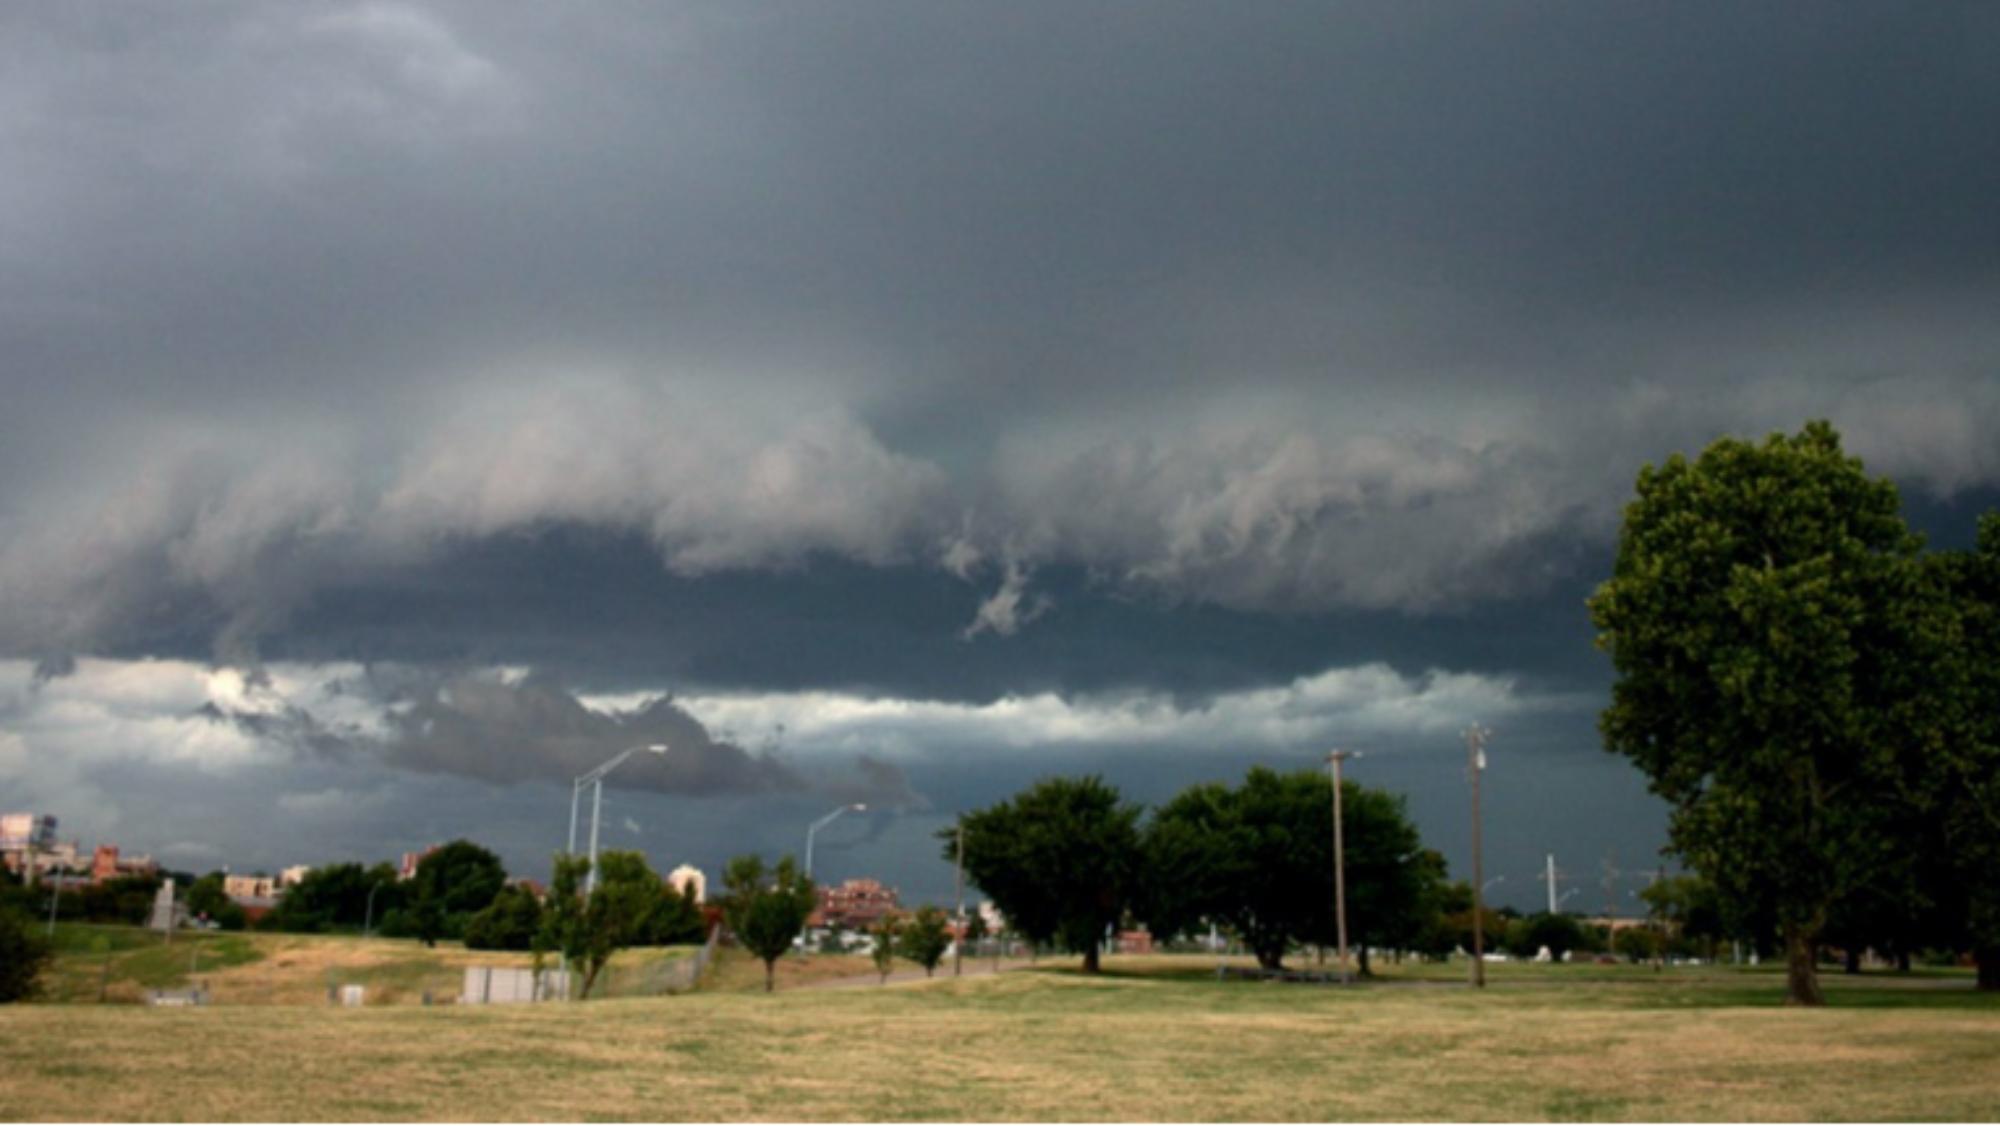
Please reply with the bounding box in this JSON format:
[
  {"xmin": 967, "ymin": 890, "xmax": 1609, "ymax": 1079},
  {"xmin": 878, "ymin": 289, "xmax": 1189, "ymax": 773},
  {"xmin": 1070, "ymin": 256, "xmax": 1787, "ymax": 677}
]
[
  {"xmin": 41, "ymin": 923, "xmax": 265, "ymax": 1001},
  {"xmin": 5, "ymin": 951, "xmax": 1998, "ymax": 1121}
]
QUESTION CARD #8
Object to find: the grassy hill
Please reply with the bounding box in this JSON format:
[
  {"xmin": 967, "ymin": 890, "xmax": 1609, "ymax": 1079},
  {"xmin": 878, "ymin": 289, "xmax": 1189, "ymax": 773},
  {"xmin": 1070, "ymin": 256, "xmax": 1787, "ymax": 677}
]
[
  {"xmin": 5, "ymin": 954, "xmax": 1998, "ymax": 1120},
  {"xmin": 41, "ymin": 923, "xmax": 696, "ymax": 1005}
]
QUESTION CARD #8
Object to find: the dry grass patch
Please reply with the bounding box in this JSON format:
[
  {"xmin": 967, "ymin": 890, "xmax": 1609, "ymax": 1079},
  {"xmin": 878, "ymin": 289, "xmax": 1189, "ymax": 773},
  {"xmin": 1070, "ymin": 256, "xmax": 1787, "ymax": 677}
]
[{"xmin": 5, "ymin": 958, "xmax": 1999, "ymax": 1121}]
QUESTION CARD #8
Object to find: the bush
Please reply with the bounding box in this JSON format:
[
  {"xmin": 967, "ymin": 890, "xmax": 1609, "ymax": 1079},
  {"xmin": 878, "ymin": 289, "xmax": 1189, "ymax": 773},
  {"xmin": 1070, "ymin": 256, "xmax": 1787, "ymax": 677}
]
[{"xmin": 0, "ymin": 907, "xmax": 53, "ymax": 1002}]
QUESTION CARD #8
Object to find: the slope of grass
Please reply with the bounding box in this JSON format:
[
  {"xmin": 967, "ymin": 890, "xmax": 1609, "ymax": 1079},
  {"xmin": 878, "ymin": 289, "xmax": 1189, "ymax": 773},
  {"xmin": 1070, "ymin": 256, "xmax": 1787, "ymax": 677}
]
[{"xmin": 5, "ymin": 954, "xmax": 1997, "ymax": 1121}]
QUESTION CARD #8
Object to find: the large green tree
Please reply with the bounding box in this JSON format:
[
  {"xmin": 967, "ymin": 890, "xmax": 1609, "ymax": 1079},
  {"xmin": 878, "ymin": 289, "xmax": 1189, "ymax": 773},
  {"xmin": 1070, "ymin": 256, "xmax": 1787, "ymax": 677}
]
[
  {"xmin": 721, "ymin": 854, "xmax": 817, "ymax": 993},
  {"xmin": 1143, "ymin": 767, "xmax": 1439, "ymax": 972},
  {"xmin": 463, "ymin": 884, "xmax": 544, "ymax": 951},
  {"xmin": 1925, "ymin": 513, "xmax": 2000, "ymax": 989},
  {"xmin": 951, "ymin": 776, "xmax": 1142, "ymax": 973},
  {"xmin": 1589, "ymin": 422, "xmax": 1932, "ymax": 1005}
]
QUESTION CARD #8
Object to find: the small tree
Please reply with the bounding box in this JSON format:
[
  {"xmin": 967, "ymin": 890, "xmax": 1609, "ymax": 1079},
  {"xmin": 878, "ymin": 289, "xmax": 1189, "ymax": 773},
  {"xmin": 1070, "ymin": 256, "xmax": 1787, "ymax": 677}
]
[
  {"xmin": 1524, "ymin": 913, "xmax": 1589, "ymax": 962},
  {"xmin": 535, "ymin": 851, "xmax": 664, "ymax": 998},
  {"xmin": 0, "ymin": 906, "xmax": 53, "ymax": 1002},
  {"xmin": 722, "ymin": 855, "xmax": 817, "ymax": 993},
  {"xmin": 871, "ymin": 917, "xmax": 900, "ymax": 983},
  {"xmin": 898, "ymin": 906, "xmax": 954, "ymax": 978}
]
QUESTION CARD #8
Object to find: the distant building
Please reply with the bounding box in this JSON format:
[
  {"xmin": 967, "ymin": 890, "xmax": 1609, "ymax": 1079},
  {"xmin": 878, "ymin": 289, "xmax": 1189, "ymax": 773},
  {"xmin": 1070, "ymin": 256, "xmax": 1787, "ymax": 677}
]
[
  {"xmin": 1, "ymin": 812, "xmax": 58, "ymax": 853},
  {"xmin": 399, "ymin": 845, "xmax": 441, "ymax": 881},
  {"xmin": 90, "ymin": 844, "xmax": 159, "ymax": 884},
  {"xmin": 224, "ymin": 873, "xmax": 278, "ymax": 900},
  {"xmin": 667, "ymin": 864, "xmax": 706, "ymax": 904},
  {"xmin": 1116, "ymin": 930, "xmax": 1155, "ymax": 955},
  {"xmin": 1, "ymin": 812, "xmax": 60, "ymax": 875},
  {"xmin": 812, "ymin": 878, "xmax": 900, "ymax": 930},
  {"xmin": 279, "ymin": 865, "xmax": 312, "ymax": 888}
]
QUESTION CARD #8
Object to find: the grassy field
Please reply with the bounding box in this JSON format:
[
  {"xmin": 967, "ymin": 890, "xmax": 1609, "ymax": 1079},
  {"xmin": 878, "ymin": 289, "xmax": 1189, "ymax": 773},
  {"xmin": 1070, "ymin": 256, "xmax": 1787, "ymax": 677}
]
[
  {"xmin": 40, "ymin": 924, "xmax": 695, "ymax": 1005},
  {"xmin": 5, "ymin": 952, "xmax": 1999, "ymax": 1121}
]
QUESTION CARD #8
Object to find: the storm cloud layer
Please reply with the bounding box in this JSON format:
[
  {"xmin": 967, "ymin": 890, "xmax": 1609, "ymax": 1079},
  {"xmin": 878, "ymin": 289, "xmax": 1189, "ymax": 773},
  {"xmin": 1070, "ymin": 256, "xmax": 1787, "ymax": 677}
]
[{"xmin": 3, "ymin": 4, "xmax": 1998, "ymax": 900}]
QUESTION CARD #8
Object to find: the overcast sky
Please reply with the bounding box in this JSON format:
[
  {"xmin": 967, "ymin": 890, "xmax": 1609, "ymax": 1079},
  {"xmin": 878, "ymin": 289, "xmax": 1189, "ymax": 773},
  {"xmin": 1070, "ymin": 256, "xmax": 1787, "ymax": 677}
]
[{"xmin": 3, "ymin": 2, "xmax": 1997, "ymax": 912}]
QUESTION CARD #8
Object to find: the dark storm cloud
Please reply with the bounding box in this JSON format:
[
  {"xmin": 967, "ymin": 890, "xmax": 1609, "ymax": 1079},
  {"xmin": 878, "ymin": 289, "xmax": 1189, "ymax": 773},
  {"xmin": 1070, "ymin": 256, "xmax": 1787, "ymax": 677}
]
[
  {"xmin": 384, "ymin": 671, "xmax": 805, "ymax": 794},
  {"xmin": 3, "ymin": 3, "xmax": 1998, "ymax": 663},
  {"xmin": 4, "ymin": 3, "xmax": 1999, "ymax": 900}
]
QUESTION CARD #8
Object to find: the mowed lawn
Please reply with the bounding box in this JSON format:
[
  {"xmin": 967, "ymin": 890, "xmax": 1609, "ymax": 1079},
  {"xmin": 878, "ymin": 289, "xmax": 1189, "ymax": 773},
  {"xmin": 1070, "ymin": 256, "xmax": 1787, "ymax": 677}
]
[{"xmin": 6, "ymin": 955, "xmax": 2000, "ymax": 1122}]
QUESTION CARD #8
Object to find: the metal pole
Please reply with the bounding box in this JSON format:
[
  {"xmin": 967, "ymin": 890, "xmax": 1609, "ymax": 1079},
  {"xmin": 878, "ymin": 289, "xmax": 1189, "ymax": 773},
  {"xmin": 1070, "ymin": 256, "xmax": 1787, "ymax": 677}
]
[
  {"xmin": 1547, "ymin": 853, "xmax": 1557, "ymax": 915},
  {"xmin": 567, "ymin": 781, "xmax": 582, "ymax": 857},
  {"xmin": 1328, "ymin": 750, "xmax": 1355, "ymax": 985},
  {"xmin": 587, "ymin": 777, "xmax": 605, "ymax": 896},
  {"xmin": 48, "ymin": 879, "xmax": 59, "ymax": 937},
  {"xmin": 805, "ymin": 821, "xmax": 818, "ymax": 881},
  {"xmin": 364, "ymin": 882, "xmax": 381, "ymax": 938},
  {"xmin": 1467, "ymin": 724, "xmax": 1488, "ymax": 989},
  {"xmin": 953, "ymin": 821, "xmax": 966, "ymax": 978}
]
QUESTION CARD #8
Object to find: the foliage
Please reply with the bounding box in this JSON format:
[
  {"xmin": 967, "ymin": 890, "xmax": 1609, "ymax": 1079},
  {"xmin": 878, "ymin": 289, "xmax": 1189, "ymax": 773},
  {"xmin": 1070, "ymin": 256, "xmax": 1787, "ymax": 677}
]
[
  {"xmin": 186, "ymin": 874, "xmax": 248, "ymax": 931},
  {"xmin": 953, "ymin": 776, "xmax": 1142, "ymax": 973},
  {"xmin": 1143, "ymin": 767, "xmax": 1440, "ymax": 972},
  {"xmin": 535, "ymin": 851, "xmax": 668, "ymax": 998},
  {"xmin": 1923, "ymin": 513, "xmax": 2000, "ymax": 989},
  {"xmin": 463, "ymin": 884, "xmax": 544, "ymax": 950},
  {"xmin": 1613, "ymin": 926, "xmax": 1662, "ymax": 963},
  {"xmin": 898, "ymin": 906, "xmax": 953, "ymax": 977},
  {"xmin": 639, "ymin": 882, "xmax": 708, "ymax": 947},
  {"xmin": 409, "ymin": 841, "xmax": 507, "ymax": 943},
  {"xmin": 0, "ymin": 906, "xmax": 54, "ymax": 1002},
  {"xmin": 269, "ymin": 862, "xmax": 402, "ymax": 933},
  {"xmin": 1589, "ymin": 422, "xmax": 1933, "ymax": 1005},
  {"xmin": 721, "ymin": 854, "xmax": 817, "ymax": 993},
  {"xmin": 1522, "ymin": 913, "xmax": 1591, "ymax": 962},
  {"xmin": 871, "ymin": 916, "xmax": 899, "ymax": 983}
]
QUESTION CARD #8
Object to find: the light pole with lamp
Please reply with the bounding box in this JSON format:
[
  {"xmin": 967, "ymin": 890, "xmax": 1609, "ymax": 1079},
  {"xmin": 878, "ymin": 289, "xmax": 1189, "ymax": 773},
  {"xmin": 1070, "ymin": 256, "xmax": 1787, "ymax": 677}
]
[
  {"xmin": 804, "ymin": 803, "xmax": 865, "ymax": 881},
  {"xmin": 569, "ymin": 743, "xmax": 669, "ymax": 895},
  {"xmin": 1326, "ymin": 749, "xmax": 1361, "ymax": 985},
  {"xmin": 1466, "ymin": 724, "xmax": 1491, "ymax": 989}
]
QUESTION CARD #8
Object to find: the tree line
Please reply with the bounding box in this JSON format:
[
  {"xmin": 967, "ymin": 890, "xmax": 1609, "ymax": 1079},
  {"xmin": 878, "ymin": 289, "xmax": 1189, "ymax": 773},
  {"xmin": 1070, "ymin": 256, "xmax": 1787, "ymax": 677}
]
[{"xmin": 949, "ymin": 768, "xmax": 1456, "ymax": 974}]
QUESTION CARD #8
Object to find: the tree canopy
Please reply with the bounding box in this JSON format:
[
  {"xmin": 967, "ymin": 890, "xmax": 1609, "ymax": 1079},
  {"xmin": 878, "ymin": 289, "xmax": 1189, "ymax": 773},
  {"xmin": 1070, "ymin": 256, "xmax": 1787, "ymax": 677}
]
[
  {"xmin": 721, "ymin": 854, "xmax": 817, "ymax": 993},
  {"xmin": 1589, "ymin": 421, "xmax": 1936, "ymax": 1004},
  {"xmin": 951, "ymin": 776, "xmax": 1142, "ymax": 973},
  {"xmin": 1143, "ymin": 766, "xmax": 1440, "ymax": 972}
]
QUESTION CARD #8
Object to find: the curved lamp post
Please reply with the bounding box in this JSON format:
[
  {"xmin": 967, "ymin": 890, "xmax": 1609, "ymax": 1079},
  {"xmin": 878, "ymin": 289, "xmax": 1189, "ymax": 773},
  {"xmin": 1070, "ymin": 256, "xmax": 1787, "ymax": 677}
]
[
  {"xmin": 569, "ymin": 743, "xmax": 668, "ymax": 895},
  {"xmin": 804, "ymin": 803, "xmax": 866, "ymax": 880}
]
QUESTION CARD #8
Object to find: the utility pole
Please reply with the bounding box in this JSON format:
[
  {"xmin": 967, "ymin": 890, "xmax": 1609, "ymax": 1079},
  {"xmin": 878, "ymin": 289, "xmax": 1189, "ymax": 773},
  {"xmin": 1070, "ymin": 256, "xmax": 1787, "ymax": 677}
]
[
  {"xmin": 1466, "ymin": 724, "xmax": 1489, "ymax": 989},
  {"xmin": 1327, "ymin": 750, "xmax": 1360, "ymax": 985},
  {"xmin": 953, "ymin": 821, "xmax": 966, "ymax": 978}
]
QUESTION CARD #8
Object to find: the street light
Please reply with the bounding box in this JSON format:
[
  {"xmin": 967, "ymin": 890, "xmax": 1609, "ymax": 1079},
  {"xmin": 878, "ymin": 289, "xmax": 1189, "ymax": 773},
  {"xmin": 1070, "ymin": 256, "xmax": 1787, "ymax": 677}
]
[
  {"xmin": 805, "ymin": 803, "xmax": 866, "ymax": 880},
  {"xmin": 1482, "ymin": 875, "xmax": 1507, "ymax": 894},
  {"xmin": 1466, "ymin": 723, "xmax": 1491, "ymax": 989},
  {"xmin": 1326, "ymin": 749, "xmax": 1362, "ymax": 985},
  {"xmin": 569, "ymin": 743, "xmax": 668, "ymax": 895}
]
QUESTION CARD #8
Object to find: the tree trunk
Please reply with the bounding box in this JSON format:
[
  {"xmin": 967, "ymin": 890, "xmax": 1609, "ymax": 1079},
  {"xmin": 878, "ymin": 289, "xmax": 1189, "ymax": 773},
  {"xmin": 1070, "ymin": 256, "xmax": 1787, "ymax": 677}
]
[
  {"xmin": 1357, "ymin": 945, "xmax": 1372, "ymax": 978},
  {"xmin": 1843, "ymin": 947, "xmax": 1861, "ymax": 975},
  {"xmin": 763, "ymin": 958, "xmax": 775, "ymax": 993},
  {"xmin": 1784, "ymin": 924, "xmax": 1824, "ymax": 1006},
  {"xmin": 1895, "ymin": 950, "xmax": 1911, "ymax": 974},
  {"xmin": 1082, "ymin": 945, "xmax": 1100, "ymax": 974},
  {"xmin": 1976, "ymin": 947, "xmax": 2000, "ymax": 991}
]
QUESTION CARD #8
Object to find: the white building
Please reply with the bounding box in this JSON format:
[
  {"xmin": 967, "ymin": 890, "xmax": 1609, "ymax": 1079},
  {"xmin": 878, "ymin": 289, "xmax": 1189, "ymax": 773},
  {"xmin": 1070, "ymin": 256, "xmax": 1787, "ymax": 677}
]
[{"xmin": 667, "ymin": 864, "xmax": 706, "ymax": 904}]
